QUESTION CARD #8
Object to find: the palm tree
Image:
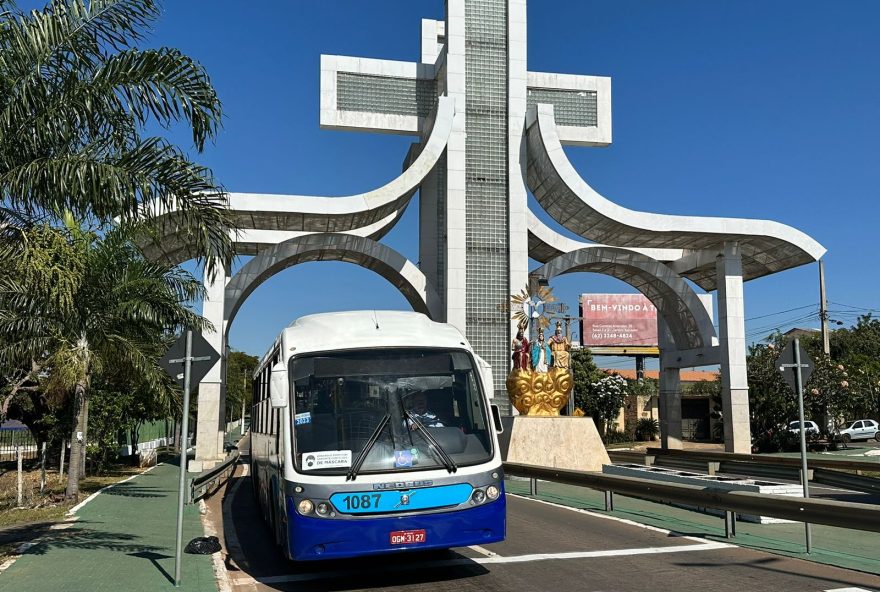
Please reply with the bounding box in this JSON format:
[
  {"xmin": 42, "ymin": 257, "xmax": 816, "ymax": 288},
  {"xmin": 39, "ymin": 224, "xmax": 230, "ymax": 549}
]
[
  {"xmin": 0, "ymin": 0, "xmax": 232, "ymax": 269},
  {"xmin": 0, "ymin": 217, "xmax": 208, "ymax": 498}
]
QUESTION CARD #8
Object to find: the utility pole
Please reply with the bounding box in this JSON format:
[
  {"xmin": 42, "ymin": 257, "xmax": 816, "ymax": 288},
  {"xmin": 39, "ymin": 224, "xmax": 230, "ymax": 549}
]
[
  {"xmin": 819, "ymin": 260, "xmax": 830, "ymax": 355},
  {"xmin": 635, "ymin": 355, "xmax": 646, "ymax": 380}
]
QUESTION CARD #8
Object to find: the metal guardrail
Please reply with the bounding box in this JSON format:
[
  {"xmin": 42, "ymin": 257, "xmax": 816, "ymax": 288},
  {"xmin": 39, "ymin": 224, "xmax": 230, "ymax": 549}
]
[
  {"xmin": 503, "ymin": 462, "xmax": 880, "ymax": 534},
  {"xmin": 812, "ymin": 468, "xmax": 880, "ymax": 496},
  {"xmin": 190, "ymin": 449, "xmax": 240, "ymax": 503},
  {"xmin": 645, "ymin": 447, "xmax": 880, "ymax": 473},
  {"xmin": 610, "ymin": 448, "xmax": 880, "ymax": 495}
]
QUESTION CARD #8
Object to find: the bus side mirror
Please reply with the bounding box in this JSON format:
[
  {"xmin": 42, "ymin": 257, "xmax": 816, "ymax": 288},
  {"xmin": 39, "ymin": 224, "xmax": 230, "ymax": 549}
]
[
  {"xmin": 491, "ymin": 404, "xmax": 504, "ymax": 433},
  {"xmin": 269, "ymin": 362, "xmax": 288, "ymax": 408}
]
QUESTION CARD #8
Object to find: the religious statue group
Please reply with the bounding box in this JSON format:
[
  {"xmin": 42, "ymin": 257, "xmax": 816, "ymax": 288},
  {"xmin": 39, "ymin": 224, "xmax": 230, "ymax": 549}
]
[
  {"xmin": 512, "ymin": 321, "xmax": 571, "ymax": 372},
  {"xmin": 506, "ymin": 321, "xmax": 574, "ymax": 416}
]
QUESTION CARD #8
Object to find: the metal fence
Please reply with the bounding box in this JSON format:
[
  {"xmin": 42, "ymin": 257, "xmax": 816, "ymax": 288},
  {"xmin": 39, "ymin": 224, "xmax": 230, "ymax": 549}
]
[{"xmin": 0, "ymin": 428, "xmax": 38, "ymax": 462}]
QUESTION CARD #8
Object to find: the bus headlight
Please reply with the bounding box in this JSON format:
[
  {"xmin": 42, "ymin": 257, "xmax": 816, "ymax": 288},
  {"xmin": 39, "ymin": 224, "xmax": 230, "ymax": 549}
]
[
  {"xmin": 297, "ymin": 499, "xmax": 314, "ymax": 515},
  {"xmin": 316, "ymin": 502, "xmax": 330, "ymax": 516},
  {"xmin": 486, "ymin": 485, "xmax": 500, "ymax": 501},
  {"xmin": 471, "ymin": 489, "xmax": 486, "ymax": 504}
]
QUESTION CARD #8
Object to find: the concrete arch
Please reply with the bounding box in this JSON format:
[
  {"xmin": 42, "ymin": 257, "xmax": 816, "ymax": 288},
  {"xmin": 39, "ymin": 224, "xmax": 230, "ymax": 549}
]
[
  {"xmin": 526, "ymin": 103, "xmax": 825, "ymax": 288},
  {"xmin": 223, "ymin": 233, "xmax": 442, "ymax": 332},
  {"xmin": 533, "ymin": 246, "xmax": 716, "ymax": 352},
  {"xmin": 140, "ymin": 97, "xmax": 456, "ymax": 266}
]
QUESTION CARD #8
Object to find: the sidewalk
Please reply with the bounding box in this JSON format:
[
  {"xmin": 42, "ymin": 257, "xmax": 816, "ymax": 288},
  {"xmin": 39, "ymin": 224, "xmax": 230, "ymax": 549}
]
[
  {"xmin": 505, "ymin": 478, "xmax": 880, "ymax": 575},
  {"xmin": 0, "ymin": 460, "xmax": 216, "ymax": 592}
]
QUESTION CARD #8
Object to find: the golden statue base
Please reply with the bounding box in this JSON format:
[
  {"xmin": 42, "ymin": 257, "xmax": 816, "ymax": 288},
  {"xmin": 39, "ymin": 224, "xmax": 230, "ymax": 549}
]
[{"xmin": 505, "ymin": 367, "xmax": 573, "ymax": 416}]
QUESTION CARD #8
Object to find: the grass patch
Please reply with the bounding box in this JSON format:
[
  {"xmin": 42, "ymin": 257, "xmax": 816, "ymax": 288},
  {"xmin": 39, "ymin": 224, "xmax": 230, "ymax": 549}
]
[
  {"xmin": 606, "ymin": 441, "xmax": 650, "ymax": 450},
  {"xmin": 0, "ymin": 461, "xmax": 148, "ymax": 529},
  {"xmin": 0, "ymin": 506, "xmax": 67, "ymax": 528}
]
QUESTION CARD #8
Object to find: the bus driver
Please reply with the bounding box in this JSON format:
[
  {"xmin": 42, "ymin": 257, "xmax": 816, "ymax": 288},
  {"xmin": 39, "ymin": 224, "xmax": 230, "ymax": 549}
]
[{"xmin": 404, "ymin": 392, "xmax": 445, "ymax": 429}]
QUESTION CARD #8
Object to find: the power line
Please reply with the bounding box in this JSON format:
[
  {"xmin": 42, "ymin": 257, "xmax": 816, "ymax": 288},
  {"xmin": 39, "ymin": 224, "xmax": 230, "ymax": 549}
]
[
  {"xmin": 745, "ymin": 312, "xmax": 820, "ymax": 337},
  {"xmin": 829, "ymin": 301, "xmax": 879, "ymax": 313},
  {"xmin": 745, "ymin": 303, "xmax": 817, "ymax": 322}
]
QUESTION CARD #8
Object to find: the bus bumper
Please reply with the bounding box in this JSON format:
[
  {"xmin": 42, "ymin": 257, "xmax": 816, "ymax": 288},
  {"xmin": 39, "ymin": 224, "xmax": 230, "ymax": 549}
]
[{"xmin": 286, "ymin": 494, "xmax": 506, "ymax": 561}]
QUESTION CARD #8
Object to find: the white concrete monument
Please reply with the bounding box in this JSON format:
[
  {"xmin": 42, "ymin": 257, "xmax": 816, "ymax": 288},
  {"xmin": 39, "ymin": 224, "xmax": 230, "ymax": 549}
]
[{"xmin": 142, "ymin": 0, "xmax": 824, "ymax": 468}]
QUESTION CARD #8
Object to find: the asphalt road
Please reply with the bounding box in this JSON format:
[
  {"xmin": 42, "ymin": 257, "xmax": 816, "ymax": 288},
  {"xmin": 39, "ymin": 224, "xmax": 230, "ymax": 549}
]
[{"xmin": 204, "ymin": 460, "xmax": 880, "ymax": 591}]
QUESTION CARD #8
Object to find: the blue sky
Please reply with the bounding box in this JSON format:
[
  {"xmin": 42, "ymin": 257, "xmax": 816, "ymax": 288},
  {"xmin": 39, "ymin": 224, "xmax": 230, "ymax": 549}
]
[{"xmin": 141, "ymin": 1, "xmax": 878, "ymax": 365}]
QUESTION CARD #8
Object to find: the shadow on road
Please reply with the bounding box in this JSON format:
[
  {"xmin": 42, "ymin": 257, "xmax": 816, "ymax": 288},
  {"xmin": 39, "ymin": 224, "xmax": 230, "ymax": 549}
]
[
  {"xmin": 22, "ymin": 523, "xmax": 163, "ymax": 556},
  {"xmin": 128, "ymin": 550, "xmax": 175, "ymax": 584}
]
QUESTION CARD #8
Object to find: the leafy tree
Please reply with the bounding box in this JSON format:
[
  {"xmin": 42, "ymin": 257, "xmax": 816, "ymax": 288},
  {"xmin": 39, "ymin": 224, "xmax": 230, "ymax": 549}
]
[
  {"xmin": 85, "ymin": 375, "xmax": 172, "ymax": 473},
  {"xmin": 226, "ymin": 350, "xmax": 258, "ymax": 423},
  {"xmin": 830, "ymin": 314, "xmax": 880, "ymax": 417},
  {"xmin": 0, "ymin": 220, "xmax": 206, "ymax": 498},
  {"xmin": 747, "ymin": 332, "xmax": 851, "ymax": 451},
  {"xmin": 570, "ymin": 348, "xmax": 602, "ymax": 412},
  {"xmin": 0, "ymin": 0, "xmax": 232, "ymax": 270}
]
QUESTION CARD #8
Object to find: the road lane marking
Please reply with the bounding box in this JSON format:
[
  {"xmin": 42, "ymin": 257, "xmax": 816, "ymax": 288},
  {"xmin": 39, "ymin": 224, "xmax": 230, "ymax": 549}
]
[
  {"xmin": 238, "ymin": 541, "xmax": 731, "ymax": 585},
  {"xmin": 509, "ymin": 492, "xmax": 720, "ymax": 545},
  {"xmin": 474, "ymin": 541, "xmax": 732, "ymax": 564},
  {"xmin": 825, "ymin": 588, "xmax": 876, "ymax": 592},
  {"xmin": 468, "ymin": 545, "xmax": 498, "ymax": 557}
]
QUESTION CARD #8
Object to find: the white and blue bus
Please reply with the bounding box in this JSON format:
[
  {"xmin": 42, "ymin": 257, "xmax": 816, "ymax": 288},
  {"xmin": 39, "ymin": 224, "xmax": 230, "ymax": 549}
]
[{"xmin": 250, "ymin": 311, "xmax": 506, "ymax": 561}]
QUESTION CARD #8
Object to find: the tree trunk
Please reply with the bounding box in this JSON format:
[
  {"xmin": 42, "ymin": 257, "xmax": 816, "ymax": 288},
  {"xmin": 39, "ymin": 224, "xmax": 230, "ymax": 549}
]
[
  {"xmin": 65, "ymin": 381, "xmax": 89, "ymax": 500},
  {"xmin": 80, "ymin": 393, "xmax": 89, "ymax": 477}
]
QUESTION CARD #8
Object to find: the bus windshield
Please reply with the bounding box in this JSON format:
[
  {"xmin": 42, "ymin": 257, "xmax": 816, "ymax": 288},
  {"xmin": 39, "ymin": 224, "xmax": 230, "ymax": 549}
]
[{"xmin": 290, "ymin": 349, "xmax": 493, "ymax": 475}]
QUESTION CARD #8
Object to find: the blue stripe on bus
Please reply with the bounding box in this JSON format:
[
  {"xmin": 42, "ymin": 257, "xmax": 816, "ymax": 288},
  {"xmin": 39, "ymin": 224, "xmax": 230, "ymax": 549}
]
[{"xmin": 329, "ymin": 483, "xmax": 473, "ymax": 514}]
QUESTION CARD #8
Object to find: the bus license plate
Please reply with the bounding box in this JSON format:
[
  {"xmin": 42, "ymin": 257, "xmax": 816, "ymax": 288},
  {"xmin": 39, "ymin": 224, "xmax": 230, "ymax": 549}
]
[{"xmin": 390, "ymin": 529, "xmax": 426, "ymax": 545}]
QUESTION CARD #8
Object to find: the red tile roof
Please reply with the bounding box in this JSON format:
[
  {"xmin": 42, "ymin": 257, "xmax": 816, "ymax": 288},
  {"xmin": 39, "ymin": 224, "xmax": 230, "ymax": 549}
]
[{"xmin": 603, "ymin": 369, "xmax": 719, "ymax": 382}]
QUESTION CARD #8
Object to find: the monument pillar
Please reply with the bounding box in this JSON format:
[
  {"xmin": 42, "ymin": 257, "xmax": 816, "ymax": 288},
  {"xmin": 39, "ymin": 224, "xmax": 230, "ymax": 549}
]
[
  {"xmin": 716, "ymin": 242, "xmax": 751, "ymax": 453},
  {"xmin": 193, "ymin": 263, "xmax": 227, "ymax": 471},
  {"xmin": 658, "ymin": 319, "xmax": 682, "ymax": 449}
]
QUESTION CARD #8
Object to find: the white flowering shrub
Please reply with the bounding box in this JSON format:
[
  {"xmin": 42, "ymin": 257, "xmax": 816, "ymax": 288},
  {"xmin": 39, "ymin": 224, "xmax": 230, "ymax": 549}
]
[{"xmin": 583, "ymin": 374, "xmax": 628, "ymax": 439}]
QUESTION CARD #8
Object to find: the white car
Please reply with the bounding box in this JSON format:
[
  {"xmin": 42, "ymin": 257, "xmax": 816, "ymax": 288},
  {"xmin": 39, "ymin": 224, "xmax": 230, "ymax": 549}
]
[
  {"xmin": 787, "ymin": 420, "xmax": 820, "ymax": 436},
  {"xmin": 837, "ymin": 419, "xmax": 880, "ymax": 442}
]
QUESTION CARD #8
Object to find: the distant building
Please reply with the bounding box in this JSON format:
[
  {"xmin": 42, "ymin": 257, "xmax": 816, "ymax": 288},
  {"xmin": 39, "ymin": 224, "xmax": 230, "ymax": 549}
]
[
  {"xmin": 602, "ymin": 369, "xmax": 720, "ymax": 441},
  {"xmin": 782, "ymin": 327, "xmax": 821, "ymax": 340}
]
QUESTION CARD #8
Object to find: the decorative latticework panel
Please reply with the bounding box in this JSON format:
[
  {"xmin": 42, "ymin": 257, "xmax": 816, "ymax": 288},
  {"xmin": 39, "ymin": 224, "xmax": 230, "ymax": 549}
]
[
  {"xmin": 527, "ymin": 88, "xmax": 598, "ymax": 127},
  {"xmin": 337, "ymin": 73, "xmax": 437, "ymax": 117}
]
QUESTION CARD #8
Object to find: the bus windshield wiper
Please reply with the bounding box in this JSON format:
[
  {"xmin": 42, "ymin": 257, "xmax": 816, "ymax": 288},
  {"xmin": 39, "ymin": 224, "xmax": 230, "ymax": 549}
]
[
  {"xmin": 405, "ymin": 411, "xmax": 457, "ymax": 474},
  {"xmin": 347, "ymin": 413, "xmax": 391, "ymax": 481}
]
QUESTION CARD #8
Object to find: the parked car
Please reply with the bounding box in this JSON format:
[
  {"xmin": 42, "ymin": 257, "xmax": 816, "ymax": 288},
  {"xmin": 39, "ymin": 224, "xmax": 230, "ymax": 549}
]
[
  {"xmin": 837, "ymin": 419, "xmax": 880, "ymax": 443},
  {"xmin": 787, "ymin": 420, "xmax": 820, "ymax": 436}
]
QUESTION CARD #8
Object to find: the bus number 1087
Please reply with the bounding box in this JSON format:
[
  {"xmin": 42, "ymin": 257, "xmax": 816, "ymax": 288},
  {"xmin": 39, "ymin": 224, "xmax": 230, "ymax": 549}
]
[{"xmin": 340, "ymin": 493, "xmax": 381, "ymax": 510}]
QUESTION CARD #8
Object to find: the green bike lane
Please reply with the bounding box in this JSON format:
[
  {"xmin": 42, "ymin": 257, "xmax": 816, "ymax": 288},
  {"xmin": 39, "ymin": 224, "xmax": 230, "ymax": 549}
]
[
  {"xmin": 0, "ymin": 461, "xmax": 216, "ymax": 592},
  {"xmin": 504, "ymin": 478, "xmax": 880, "ymax": 576}
]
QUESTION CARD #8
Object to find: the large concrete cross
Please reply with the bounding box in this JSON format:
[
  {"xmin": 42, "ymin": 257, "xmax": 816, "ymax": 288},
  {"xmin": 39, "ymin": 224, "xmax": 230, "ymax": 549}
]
[
  {"xmin": 316, "ymin": 6, "xmax": 615, "ymax": 422},
  {"xmin": 158, "ymin": 0, "xmax": 823, "ymax": 469}
]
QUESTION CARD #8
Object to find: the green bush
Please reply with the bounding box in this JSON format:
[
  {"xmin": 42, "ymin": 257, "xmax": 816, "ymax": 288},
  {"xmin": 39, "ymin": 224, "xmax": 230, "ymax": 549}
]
[
  {"xmin": 635, "ymin": 418, "xmax": 659, "ymax": 441},
  {"xmin": 752, "ymin": 427, "xmax": 799, "ymax": 453},
  {"xmin": 604, "ymin": 428, "xmax": 633, "ymax": 445}
]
